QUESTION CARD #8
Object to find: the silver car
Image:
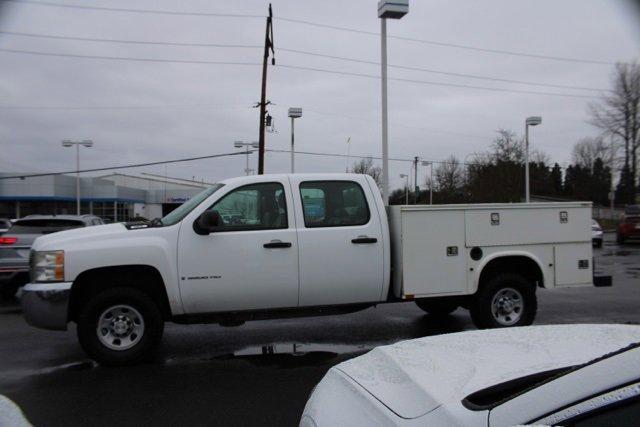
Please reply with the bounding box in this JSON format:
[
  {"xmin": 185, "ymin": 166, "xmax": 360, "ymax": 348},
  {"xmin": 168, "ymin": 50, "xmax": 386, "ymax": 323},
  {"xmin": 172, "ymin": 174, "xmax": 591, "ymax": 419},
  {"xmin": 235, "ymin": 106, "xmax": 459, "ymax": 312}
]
[{"xmin": 0, "ymin": 215, "xmax": 103, "ymax": 299}]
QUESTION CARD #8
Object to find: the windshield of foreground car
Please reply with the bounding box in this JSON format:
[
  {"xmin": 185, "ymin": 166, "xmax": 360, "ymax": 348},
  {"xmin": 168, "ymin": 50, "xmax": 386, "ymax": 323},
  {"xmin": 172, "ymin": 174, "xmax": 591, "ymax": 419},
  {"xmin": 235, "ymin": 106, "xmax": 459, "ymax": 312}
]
[{"xmin": 160, "ymin": 184, "xmax": 224, "ymax": 226}]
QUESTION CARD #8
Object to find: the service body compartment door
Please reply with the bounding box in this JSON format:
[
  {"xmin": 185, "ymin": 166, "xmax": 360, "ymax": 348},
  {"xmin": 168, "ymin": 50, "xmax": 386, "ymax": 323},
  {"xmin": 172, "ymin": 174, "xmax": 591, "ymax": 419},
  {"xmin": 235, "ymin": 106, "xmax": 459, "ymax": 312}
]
[
  {"xmin": 401, "ymin": 210, "xmax": 467, "ymax": 296},
  {"xmin": 554, "ymin": 243, "xmax": 593, "ymax": 286}
]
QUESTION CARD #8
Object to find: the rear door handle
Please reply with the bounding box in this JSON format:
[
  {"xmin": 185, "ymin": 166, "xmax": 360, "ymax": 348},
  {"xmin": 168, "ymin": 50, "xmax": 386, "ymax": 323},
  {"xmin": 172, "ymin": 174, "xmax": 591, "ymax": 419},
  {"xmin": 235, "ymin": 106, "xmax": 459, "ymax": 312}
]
[
  {"xmin": 351, "ymin": 237, "xmax": 377, "ymax": 244},
  {"xmin": 263, "ymin": 240, "xmax": 292, "ymax": 248}
]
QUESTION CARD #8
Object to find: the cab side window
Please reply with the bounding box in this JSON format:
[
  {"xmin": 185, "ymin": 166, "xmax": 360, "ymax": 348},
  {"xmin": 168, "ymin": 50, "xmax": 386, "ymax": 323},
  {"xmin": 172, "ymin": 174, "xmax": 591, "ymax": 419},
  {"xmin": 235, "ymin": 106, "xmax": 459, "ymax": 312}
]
[
  {"xmin": 208, "ymin": 182, "xmax": 287, "ymax": 231},
  {"xmin": 299, "ymin": 181, "xmax": 370, "ymax": 227}
]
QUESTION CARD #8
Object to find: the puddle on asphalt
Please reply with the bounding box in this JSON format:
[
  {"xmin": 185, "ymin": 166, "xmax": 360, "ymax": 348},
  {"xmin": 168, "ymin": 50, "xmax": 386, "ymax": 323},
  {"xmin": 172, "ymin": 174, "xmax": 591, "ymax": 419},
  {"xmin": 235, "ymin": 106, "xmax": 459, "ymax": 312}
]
[
  {"xmin": 212, "ymin": 343, "xmax": 370, "ymax": 367},
  {"xmin": 160, "ymin": 342, "xmax": 372, "ymax": 368}
]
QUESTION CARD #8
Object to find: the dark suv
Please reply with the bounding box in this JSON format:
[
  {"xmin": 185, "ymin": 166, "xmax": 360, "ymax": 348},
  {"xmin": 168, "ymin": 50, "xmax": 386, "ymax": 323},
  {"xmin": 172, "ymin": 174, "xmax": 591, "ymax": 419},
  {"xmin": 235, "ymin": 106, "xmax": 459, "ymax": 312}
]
[{"xmin": 0, "ymin": 215, "xmax": 103, "ymax": 299}]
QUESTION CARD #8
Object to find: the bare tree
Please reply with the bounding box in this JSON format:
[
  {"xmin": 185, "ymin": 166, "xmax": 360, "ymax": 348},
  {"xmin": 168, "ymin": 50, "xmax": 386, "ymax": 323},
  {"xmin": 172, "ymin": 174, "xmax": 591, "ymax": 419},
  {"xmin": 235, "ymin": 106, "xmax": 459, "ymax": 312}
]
[
  {"xmin": 589, "ymin": 61, "xmax": 640, "ymax": 200},
  {"xmin": 571, "ymin": 136, "xmax": 615, "ymax": 169},
  {"xmin": 491, "ymin": 129, "xmax": 524, "ymax": 163},
  {"xmin": 530, "ymin": 149, "xmax": 551, "ymax": 165},
  {"xmin": 434, "ymin": 155, "xmax": 465, "ymax": 193},
  {"xmin": 349, "ymin": 157, "xmax": 382, "ymax": 187}
]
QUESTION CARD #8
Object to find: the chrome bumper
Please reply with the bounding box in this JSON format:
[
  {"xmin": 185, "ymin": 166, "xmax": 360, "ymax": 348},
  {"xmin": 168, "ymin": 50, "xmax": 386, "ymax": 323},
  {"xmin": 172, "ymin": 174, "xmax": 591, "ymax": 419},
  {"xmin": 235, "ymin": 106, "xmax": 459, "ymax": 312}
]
[{"xmin": 21, "ymin": 282, "xmax": 72, "ymax": 331}]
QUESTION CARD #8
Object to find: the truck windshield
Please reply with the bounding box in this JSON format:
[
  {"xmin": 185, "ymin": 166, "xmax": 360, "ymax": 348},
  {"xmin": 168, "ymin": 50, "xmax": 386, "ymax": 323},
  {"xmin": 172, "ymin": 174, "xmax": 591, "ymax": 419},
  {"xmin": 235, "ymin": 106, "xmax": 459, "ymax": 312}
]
[{"xmin": 161, "ymin": 184, "xmax": 224, "ymax": 226}]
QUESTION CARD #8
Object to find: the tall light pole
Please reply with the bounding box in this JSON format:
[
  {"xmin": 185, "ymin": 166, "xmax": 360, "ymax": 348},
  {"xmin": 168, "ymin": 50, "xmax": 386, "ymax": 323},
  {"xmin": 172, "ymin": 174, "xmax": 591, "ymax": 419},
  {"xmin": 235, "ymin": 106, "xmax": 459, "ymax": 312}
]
[
  {"xmin": 400, "ymin": 174, "xmax": 409, "ymax": 204},
  {"xmin": 288, "ymin": 107, "xmax": 302, "ymax": 173},
  {"xmin": 422, "ymin": 161, "xmax": 433, "ymax": 204},
  {"xmin": 234, "ymin": 141, "xmax": 259, "ymax": 175},
  {"xmin": 378, "ymin": 0, "xmax": 408, "ymax": 205},
  {"xmin": 524, "ymin": 116, "xmax": 542, "ymax": 203},
  {"xmin": 62, "ymin": 139, "xmax": 93, "ymax": 215}
]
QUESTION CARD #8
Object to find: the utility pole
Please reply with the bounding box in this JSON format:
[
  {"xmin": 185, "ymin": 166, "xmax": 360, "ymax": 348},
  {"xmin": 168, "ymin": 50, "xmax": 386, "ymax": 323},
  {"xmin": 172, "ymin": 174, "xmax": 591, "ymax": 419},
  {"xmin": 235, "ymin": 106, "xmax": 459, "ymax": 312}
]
[
  {"xmin": 257, "ymin": 4, "xmax": 275, "ymax": 175},
  {"xmin": 413, "ymin": 156, "xmax": 420, "ymax": 204}
]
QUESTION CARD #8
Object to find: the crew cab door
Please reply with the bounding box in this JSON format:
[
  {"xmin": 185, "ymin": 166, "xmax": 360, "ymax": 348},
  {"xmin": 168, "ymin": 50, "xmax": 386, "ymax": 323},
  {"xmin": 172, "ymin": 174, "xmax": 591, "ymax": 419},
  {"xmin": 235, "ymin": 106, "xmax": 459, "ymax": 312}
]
[
  {"xmin": 177, "ymin": 179, "xmax": 299, "ymax": 314},
  {"xmin": 290, "ymin": 176, "xmax": 384, "ymax": 306}
]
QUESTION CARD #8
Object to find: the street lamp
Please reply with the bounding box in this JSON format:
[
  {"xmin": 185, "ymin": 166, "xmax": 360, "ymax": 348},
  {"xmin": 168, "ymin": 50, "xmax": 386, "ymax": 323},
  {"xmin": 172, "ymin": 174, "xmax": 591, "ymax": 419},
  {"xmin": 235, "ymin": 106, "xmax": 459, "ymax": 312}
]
[
  {"xmin": 378, "ymin": 0, "xmax": 409, "ymax": 205},
  {"xmin": 288, "ymin": 107, "xmax": 302, "ymax": 173},
  {"xmin": 399, "ymin": 174, "xmax": 409, "ymax": 204},
  {"xmin": 524, "ymin": 116, "xmax": 542, "ymax": 203},
  {"xmin": 422, "ymin": 161, "xmax": 433, "ymax": 204},
  {"xmin": 234, "ymin": 141, "xmax": 259, "ymax": 175},
  {"xmin": 62, "ymin": 139, "xmax": 93, "ymax": 215}
]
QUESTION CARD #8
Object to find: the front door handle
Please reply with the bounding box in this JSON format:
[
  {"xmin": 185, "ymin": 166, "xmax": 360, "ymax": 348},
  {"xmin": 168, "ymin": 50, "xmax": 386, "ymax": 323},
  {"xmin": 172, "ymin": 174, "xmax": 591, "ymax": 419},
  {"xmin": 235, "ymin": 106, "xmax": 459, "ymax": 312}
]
[
  {"xmin": 351, "ymin": 237, "xmax": 377, "ymax": 244},
  {"xmin": 263, "ymin": 240, "xmax": 292, "ymax": 248}
]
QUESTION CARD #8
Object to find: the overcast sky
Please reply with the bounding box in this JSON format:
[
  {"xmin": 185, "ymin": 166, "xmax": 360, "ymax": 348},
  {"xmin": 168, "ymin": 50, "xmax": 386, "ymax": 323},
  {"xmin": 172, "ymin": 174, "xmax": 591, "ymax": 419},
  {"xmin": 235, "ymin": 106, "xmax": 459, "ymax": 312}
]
[{"xmin": 1, "ymin": 0, "xmax": 639, "ymax": 190}]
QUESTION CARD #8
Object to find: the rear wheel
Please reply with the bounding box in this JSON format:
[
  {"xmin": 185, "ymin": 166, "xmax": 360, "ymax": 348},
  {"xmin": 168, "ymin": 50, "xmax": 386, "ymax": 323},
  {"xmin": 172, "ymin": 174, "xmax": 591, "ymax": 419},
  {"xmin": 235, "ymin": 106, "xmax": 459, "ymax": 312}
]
[
  {"xmin": 470, "ymin": 273, "xmax": 537, "ymax": 329},
  {"xmin": 415, "ymin": 299, "xmax": 458, "ymax": 317},
  {"xmin": 77, "ymin": 287, "xmax": 164, "ymax": 366}
]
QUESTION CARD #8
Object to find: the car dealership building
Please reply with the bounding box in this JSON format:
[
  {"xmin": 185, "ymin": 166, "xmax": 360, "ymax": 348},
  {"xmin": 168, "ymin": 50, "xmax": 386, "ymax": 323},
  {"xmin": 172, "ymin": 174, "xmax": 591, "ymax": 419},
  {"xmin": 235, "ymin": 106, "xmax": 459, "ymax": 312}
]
[{"xmin": 0, "ymin": 172, "xmax": 210, "ymax": 222}]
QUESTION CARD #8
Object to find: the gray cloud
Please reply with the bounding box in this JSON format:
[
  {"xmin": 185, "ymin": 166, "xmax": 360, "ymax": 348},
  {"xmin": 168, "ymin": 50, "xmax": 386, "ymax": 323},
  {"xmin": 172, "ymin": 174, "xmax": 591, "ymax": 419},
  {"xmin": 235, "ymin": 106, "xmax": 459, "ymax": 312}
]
[{"xmin": 0, "ymin": 0, "xmax": 638, "ymax": 189}]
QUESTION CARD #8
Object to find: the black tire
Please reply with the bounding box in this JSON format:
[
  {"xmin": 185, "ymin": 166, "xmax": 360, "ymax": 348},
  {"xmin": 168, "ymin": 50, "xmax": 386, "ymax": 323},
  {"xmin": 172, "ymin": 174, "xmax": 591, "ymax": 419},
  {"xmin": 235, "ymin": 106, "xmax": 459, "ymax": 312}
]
[
  {"xmin": 77, "ymin": 287, "xmax": 164, "ymax": 366},
  {"xmin": 470, "ymin": 273, "xmax": 537, "ymax": 329},
  {"xmin": 415, "ymin": 299, "xmax": 458, "ymax": 317},
  {"xmin": 594, "ymin": 239, "xmax": 603, "ymax": 248}
]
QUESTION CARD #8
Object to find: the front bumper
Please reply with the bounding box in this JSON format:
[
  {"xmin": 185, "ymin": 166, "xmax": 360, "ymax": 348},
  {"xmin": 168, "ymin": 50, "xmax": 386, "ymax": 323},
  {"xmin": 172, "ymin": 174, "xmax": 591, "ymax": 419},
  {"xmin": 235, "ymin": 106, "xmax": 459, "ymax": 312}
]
[{"xmin": 21, "ymin": 282, "xmax": 72, "ymax": 331}]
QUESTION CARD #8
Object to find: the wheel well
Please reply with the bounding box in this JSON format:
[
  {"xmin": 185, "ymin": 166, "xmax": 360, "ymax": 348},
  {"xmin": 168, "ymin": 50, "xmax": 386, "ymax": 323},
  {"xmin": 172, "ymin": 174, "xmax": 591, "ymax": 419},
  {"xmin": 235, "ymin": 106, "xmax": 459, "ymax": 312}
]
[
  {"xmin": 68, "ymin": 265, "xmax": 172, "ymax": 322},
  {"xmin": 478, "ymin": 256, "xmax": 544, "ymax": 291}
]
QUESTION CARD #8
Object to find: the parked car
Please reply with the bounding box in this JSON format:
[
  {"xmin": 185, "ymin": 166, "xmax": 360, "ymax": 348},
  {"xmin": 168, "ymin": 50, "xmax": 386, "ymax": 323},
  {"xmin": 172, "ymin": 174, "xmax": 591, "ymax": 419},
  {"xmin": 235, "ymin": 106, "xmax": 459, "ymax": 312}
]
[
  {"xmin": 592, "ymin": 219, "xmax": 603, "ymax": 247},
  {"xmin": 21, "ymin": 174, "xmax": 609, "ymax": 365},
  {"xmin": 0, "ymin": 214, "xmax": 103, "ymax": 299},
  {"xmin": 301, "ymin": 324, "xmax": 640, "ymax": 426},
  {"xmin": 617, "ymin": 204, "xmax": 640, "ymax": 244},
  {"xmin": 0, "ymin": 219, "xmax": 11, "ymax": 235}
]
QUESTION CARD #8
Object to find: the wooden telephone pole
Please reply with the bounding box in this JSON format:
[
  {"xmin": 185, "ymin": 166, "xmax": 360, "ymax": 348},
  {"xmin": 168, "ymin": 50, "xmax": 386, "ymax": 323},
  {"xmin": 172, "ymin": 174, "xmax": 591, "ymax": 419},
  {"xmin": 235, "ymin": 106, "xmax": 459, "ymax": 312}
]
[{"xmin": 257, "ymin": 4, "xmax": 275, "ymax": 175}]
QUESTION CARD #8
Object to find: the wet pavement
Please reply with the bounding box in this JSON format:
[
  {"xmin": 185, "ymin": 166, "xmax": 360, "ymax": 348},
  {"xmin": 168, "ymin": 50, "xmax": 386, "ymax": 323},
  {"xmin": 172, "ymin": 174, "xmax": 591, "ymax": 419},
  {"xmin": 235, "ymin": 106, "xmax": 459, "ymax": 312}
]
[{"xmin": 0, "ymin": 234, "xmax": 638, "ymax": 426}]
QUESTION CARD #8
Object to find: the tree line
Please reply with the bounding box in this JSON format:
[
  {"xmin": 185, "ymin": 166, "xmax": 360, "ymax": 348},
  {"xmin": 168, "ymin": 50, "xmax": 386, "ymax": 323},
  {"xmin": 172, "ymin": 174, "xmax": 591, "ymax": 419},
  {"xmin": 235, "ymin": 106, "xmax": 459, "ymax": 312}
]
[{"xmin": 352, "ymin": 61, "xmax": 639, "ymax": 207}]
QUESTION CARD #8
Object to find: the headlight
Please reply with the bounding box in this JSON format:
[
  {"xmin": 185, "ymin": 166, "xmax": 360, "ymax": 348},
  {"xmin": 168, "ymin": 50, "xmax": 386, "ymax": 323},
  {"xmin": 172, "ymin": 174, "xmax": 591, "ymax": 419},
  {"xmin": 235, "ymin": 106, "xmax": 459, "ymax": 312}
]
[{"xmin": 31, "ymin": 250, "xmax": 65, "ymax": 282}]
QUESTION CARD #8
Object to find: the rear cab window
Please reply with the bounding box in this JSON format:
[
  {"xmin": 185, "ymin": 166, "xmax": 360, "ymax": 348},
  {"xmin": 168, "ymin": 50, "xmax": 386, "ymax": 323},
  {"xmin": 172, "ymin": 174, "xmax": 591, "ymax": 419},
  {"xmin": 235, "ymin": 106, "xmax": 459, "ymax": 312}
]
[
  {"xmin": 299, "ymin": 181, "xmax": 370, "ymax": 227},
  {"xmin": 9, "ymin": 219, "xmax": 85, "ymax": 234}
]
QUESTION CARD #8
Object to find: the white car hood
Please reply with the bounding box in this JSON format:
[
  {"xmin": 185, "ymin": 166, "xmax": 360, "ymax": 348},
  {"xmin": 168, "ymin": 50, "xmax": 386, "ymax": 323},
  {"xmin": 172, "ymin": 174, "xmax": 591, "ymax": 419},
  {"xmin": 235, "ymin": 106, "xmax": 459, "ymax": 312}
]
[
  {"xmin": 32, "ymin": 223, "xmax": 128, "ymax": 251},
  {"xmin": 335, "ymin": 324, "xmax": 640, "ymax": 419}
]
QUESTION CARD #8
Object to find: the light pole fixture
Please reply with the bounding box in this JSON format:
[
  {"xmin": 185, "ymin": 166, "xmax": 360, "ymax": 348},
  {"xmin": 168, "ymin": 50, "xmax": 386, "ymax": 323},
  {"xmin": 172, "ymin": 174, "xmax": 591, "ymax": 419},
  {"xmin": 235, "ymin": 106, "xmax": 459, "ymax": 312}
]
[
  {"xmin": 62, "ymin": 139, "xmax": 93, "ymax": 215},
  {"xmin": 524, "ymin": 116, "xmax": 542, "ymax": 203},
  {"xmin": 422, "ymin": 161, "xmax": 433, "ymax": 205},
  {"xmin": 378, "ymin": 0, "xmax": 408, "ymax": 205},
  {"xmin": 234, "ymin": 140, "xmax": 259, "ymax": 175},
  {"xmin": 288, "ymin": 107, "xmax": 302, "ymax": 173},
  {"xmin": 399, "ymin": 174, "xmax": 409, "ymax": 204}
]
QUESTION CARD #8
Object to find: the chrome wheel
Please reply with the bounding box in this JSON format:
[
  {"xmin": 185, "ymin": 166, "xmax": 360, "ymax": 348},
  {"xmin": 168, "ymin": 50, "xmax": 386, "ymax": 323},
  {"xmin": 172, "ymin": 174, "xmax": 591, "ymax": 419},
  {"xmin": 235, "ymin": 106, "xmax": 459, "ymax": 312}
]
[
  {"xmin": 97, "ymin": 305, "xmax": 145, "ymax": 351},
  {"xmin": 491, "ymin": 287, "xmax": 523, "ymax": 326}
]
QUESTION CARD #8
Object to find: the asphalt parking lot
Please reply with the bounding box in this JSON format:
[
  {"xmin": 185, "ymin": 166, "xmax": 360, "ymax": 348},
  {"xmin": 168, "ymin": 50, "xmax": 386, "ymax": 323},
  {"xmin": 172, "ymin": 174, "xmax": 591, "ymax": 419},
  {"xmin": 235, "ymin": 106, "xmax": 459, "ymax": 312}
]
[{"xmin": 0, "ymin": 233, "xmax": 638, "ymax": 427}]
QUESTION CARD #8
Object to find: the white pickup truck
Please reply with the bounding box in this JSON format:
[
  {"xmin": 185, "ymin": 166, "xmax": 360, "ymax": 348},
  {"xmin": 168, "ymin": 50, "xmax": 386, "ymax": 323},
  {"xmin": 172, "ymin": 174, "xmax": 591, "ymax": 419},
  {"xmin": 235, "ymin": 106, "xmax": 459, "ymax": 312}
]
[{"xmin": 22, "ymin": 173, "xmax": 610, "ymax": 365}]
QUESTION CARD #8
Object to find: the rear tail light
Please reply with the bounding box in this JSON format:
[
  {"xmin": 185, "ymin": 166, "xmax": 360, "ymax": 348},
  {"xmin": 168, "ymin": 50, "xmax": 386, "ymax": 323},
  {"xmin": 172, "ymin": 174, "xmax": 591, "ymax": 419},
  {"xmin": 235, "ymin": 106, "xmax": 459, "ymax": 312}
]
[{"xmin": 0, "ymin": 237, "xmax": 17, "ymax": 245}]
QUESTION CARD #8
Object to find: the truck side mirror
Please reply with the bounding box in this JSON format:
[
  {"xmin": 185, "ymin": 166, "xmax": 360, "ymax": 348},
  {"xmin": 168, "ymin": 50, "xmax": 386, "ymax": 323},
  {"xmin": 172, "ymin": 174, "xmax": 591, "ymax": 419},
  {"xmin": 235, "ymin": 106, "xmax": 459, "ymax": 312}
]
[{"xmin": 193, "ymin": 210, "xmax": 220, "ymax": 235}]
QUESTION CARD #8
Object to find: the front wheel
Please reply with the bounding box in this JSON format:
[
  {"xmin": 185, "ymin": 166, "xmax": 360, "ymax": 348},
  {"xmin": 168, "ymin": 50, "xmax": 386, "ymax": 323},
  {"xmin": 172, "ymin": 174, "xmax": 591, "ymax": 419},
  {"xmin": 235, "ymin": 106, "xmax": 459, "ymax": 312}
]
[
  {"xmin": 77, "ymin": 287, "xmax": 164, "ymax": 366},
  {"xmin": 470, "ymin": 273, "xmax": 537, "ymax": 329}
]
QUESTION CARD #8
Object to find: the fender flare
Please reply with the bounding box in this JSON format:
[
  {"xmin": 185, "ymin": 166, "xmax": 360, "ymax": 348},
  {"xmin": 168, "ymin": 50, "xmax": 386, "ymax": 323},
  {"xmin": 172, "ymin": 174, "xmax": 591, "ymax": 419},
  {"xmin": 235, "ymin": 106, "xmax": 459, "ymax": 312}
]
[{"xmin": 472, "ymin": 250, "xmax": 547, "ymax": 294}]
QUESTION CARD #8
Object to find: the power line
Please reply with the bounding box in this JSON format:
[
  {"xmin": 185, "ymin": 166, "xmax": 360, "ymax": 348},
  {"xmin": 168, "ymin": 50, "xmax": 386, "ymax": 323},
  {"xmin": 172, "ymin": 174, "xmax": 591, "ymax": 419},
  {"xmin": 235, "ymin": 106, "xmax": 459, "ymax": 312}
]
[
  {"xmin": 1, "ymin": 0, "xmax": 264, "ymax": 18},
  {"xmin": 276, "ymin": 17, "xmax": 618, "ymax": 66},
  {"xmin": 0, "ymin": 150, "xmax": 247, "ymax": 180},
  {"xmin": 0, "ymin": 30, "xmax": 607, "ymax": 92},
  {"xmin": 0, "ymin": 103, "xmax": 252, "ymax": 110},
  {"xmin": 3, "ymin": 0, "xmax": 620, "ymax": 66},
  {"xmin": 0, "ymin": 47, "xmax": 600, "ymax": 99},
  {"xmin": 0, "ymin": 30, "xmax": 262, "ymax": 49},
  {"xmin": 277, "ymin": 63, "xmax": 600, "ymax": 99},
  {"xmin": 0, "ymin": 47, "xmax": 262, "ymax": 66}
]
